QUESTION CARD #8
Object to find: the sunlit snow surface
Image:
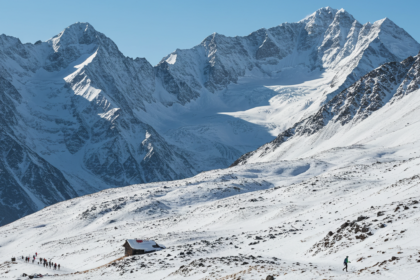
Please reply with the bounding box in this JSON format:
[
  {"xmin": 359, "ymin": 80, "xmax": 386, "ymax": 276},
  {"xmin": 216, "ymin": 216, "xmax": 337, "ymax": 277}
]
[
  {"xmin": 220, "ymin": 69, "xmax": 333, "ymax": 136},
  {"xmin": 1, "ymin": 90, "xmax": 420, "ymax": 279}
]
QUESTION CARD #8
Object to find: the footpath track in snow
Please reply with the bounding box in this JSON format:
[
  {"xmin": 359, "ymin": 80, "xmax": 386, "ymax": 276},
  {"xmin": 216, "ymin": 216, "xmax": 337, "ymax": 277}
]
[{"xmin": 1, "ymin": 257, "xmax": 72, "ymax": 278}]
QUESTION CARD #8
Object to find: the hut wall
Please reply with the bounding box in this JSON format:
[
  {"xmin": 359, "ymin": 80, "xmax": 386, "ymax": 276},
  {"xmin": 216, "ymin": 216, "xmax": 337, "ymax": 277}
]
[{"xmin": 123, "ymin": 242, "xmax": 133, "ymax": 256}]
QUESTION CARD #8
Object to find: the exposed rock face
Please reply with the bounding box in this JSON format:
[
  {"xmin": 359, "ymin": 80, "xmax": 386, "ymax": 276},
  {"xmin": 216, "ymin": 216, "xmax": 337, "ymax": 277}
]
[
  {"xmin": 0, "ymin": 77, "xmax": 77, "ymax": 225},
  {"xmin": 0, "ymin": 7, "xmax": 419, "ymax": 225}
]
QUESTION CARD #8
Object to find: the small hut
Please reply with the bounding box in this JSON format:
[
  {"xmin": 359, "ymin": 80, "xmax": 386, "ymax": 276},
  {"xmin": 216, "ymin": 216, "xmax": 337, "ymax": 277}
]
[{"xmin": 123, "ymin": 239, "xmax": 166, "ymax": 256}]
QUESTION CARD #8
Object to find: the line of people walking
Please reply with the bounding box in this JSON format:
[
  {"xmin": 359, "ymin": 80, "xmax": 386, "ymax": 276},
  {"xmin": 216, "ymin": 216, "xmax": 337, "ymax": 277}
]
[
  {"xmin": 23, "ymin": 256, "xmax": 35, "ymax": 264},
  {"xmin": 21, "ymin": 252, "xmax": 61, "ymax": 270},
  {"xmin": 40, "ymin": 258, "xmax": 60, "ymax": 270}
]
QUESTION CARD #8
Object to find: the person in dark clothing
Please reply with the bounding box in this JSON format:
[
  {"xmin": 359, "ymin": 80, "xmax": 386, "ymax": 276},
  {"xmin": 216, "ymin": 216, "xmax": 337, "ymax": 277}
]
[
  {"xmin": 343, "ymin": 256, "xmax": 350, "ymax": 272},
  {"xmin": 58, "ymin": 264, "xmax": 60, "ymax": 270}
]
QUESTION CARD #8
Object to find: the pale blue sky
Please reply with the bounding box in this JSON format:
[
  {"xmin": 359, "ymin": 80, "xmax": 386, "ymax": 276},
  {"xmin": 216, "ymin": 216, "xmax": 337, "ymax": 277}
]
[{"xmin": 0, "ymin": 0, "xmax": 418, "ymax": 65}]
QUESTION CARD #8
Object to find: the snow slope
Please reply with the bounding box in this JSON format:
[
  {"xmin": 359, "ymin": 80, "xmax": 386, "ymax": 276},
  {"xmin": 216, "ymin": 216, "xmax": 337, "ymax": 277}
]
[
  {"xmin": 1, "ymin": 89, "xmax": 420, "ymax": 279},
  {"xmin": 233, "ymin": 52, "xmax": 420, "ymax": 166}
]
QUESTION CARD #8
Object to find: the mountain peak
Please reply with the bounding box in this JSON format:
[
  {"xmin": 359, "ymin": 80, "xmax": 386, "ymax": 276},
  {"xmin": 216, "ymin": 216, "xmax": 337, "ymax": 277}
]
[
  {"xmin": 332, "ymin": 7, "xmax": 356, "ymax": 26},
  {"xmin": 49, "ymin": 22, "xmax": 99, "ymax": 51},
  {"xmin": 299, "ymin": 7, "xmax": 340, "ymax": 35},
  {"xmin": 201, "ymin": 32, "xmax": 223, "ymax": 46},
  {"xmin": 300, "ymin": 6, "xmax": 339, "ymax": 23},
  {"xmin": 67, "ymin": 22, "xmax": 96, "ymax": 30},
  {"xmin": 375, "ymin": 17, "xmax": 396, "ymax": 27},
  {"xmin": 318, "ymin": 6, "xmax": 337, "ymax": 13},
  {"xmin": 372, "ymin": 17, "xmax": 408, "ymax": 31}
]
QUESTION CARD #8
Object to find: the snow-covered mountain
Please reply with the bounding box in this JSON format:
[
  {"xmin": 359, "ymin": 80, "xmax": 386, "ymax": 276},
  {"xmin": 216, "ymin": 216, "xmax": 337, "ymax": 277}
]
[
  {"xmin": 232, "ymin": 51, "xmax": 420, "ymax": 166},
  {"xmin": 148, "ymin": 7, "xmax": 420, "ymax": 173},
  {"xmin": 161, "ymin": 8, "xmax": 418, "ymax": 95},
  {"xmin": 0, "ymin": 7, "xmax": 419, "ymax": 226},
  {"xmin": 0, "ymin": 24, "xmax": 196, "ymax": 226}
]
